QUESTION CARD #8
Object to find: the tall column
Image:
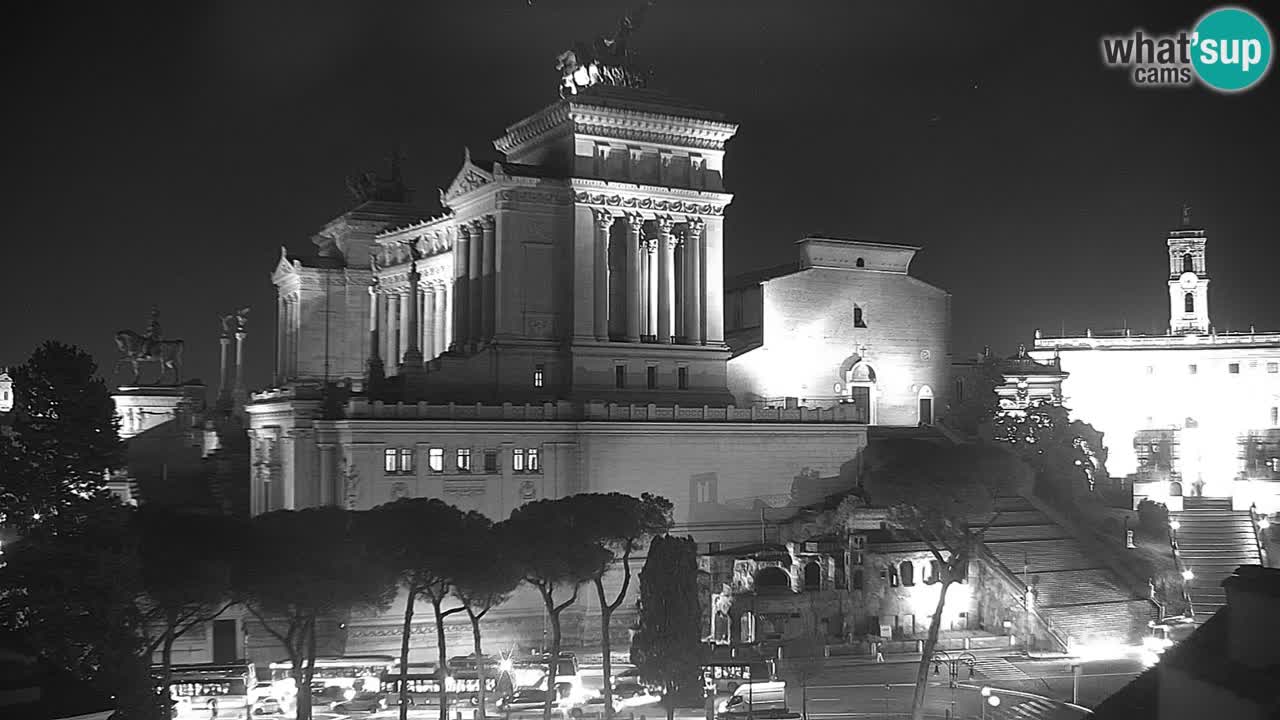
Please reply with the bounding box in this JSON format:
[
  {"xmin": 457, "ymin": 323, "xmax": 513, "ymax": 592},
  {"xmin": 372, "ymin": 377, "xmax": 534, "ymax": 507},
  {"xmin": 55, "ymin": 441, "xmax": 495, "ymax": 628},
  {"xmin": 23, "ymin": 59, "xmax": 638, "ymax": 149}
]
[
  {"xmin": 285, "ymin": 294, "xmax": 297, "ymax": 378},
  {"xmin": 218, "ymin": 334, "xmax": 231, "ymax": 402},
  {"xmin": 468, "ymin": 220, "xmax": 482, "ymax": 345},
  {"xmin": 646, "ymin": 240, "xmax": 659, "ymax": 338},
  {"xmin": 593, "ymin": 210, "xmax": 613, "ymax": 341},
  {"xmin": 402, "ymin": 253, "xmax": 423, "ymax": 367},
  {"xmin": 684, "ymin": 219, "xmax": 704, "ymax": 345},
  {"xmin": 387, "ymin": 291, "xmax": 400, "ymax": 364},
  {"xmin": 399, "ymin": 287, "xmax": 414, "ymax": 365},
  {"xmin": 480, "ymin": 216, "xmax": 496, "ymax": 342},
  {"xmin": 234, "ymin": 331, "xmax": 247, "ymax": 399},
  {"xmin": 453, "ymin": 225, "xmax": 470, "ymax": 349},
  {"xmin": 367, "ymin": 284, "xmax": 383, "ymax": 383},
  {"xmin": 423, "ymin": 286, "xmax": 436, "ymax": 359},
  {"xmin": 656, "ymin": 216, "xmax": 675, "ymax": 344},
  {"xmin": 443, "ymin": 283, "xmax": 453, "ymax": 351},
  {"xmin": 626, "ymin": 215, "xmax": 642, "ymax": 342}
]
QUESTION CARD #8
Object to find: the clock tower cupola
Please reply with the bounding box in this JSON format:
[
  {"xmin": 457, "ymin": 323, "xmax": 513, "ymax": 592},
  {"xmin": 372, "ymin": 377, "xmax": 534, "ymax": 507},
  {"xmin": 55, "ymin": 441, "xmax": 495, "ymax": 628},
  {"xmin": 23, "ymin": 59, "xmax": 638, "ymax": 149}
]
[{"xmin": 1167, "ymin": 206, "xmax": 1210, "ymax": 335}]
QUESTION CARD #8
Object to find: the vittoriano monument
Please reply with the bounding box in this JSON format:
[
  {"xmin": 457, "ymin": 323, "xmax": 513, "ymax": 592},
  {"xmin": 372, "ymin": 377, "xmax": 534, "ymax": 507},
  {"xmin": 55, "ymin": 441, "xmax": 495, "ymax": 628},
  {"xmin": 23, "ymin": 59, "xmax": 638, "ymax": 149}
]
[
  {"xmin": 115, "ymin": 306, "xmax": 185, "ymax": 385},
  {"xmin": 555, "ymin": 0, "xmax": 656, "ymax": 97}
]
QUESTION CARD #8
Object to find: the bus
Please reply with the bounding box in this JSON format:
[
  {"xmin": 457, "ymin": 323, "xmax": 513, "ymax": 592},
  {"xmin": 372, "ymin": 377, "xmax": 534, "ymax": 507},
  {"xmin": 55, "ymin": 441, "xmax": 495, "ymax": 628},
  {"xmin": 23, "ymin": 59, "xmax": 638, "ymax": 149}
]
[
  {"xmin": 381, "ymin": 660, "xmax": 515, "ymax": 712},
  {"xmin": 268, "ymin": 655, "xmax": 395, "ymax": 710},
  {"xmin": 700, "ymin": 659, "xmax": 774, "ymax": 694},
  {"xmin": 157, "ymin": 662, "xmax": 256, "ymax": 719}
]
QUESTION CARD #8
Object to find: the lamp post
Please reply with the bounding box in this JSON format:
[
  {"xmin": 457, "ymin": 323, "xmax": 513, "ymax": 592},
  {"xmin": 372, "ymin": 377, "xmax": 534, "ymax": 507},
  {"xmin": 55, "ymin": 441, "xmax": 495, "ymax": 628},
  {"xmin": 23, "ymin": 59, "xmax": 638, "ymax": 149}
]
[
  {"xmin": 979, "ymin": 687, "xmax": 1000, "ymax": 720},
  {"xmin": 932, "ymin": 650, "xmax": 975, "ymax": 719}
]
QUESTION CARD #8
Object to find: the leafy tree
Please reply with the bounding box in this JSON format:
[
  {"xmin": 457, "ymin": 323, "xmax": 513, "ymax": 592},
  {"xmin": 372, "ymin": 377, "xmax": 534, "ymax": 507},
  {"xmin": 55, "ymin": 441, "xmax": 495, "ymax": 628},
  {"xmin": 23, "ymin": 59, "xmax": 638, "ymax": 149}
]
[
  {"xmin": 0, "ymin": 496, "xmax": 164, "ymax": 719},
  {"xmin": 944, "ymin": 355, "xmax": 1003, "ymax": 435},
  {"xmin": 367, "ymin": 498, "xmax": 469, "ymax": 720},
  {"xmin": 859, "ymin": 439, "xmax": 1031, "ymax": 720},
  {"xmin": 0, "ymin": 341, "xmax": 123, "ymax": 531},
  {"xmin": 236, "ymin": 507, "xmax": 397, "ymax": 720},
  {"xmin": 507, "ymin": 498, "xmax": 610, "ymax": 720},
  {"xmin": 570, "ymin": 493, "xmax": 672, "ymax": 720},
  {"xmin": 452, "ymin": 514, "xmax": 522, "ymax": 720},
  {"xmin": 137, "ymin": 507, "xmax": 242, "ymax": 693},
  {"xmin": 984, "ymin": 400, "xmax": 1108, "ymax": 505},
  {"xmin": 631, "ymin": 535, "xmax": 703, "ymax": 720}
]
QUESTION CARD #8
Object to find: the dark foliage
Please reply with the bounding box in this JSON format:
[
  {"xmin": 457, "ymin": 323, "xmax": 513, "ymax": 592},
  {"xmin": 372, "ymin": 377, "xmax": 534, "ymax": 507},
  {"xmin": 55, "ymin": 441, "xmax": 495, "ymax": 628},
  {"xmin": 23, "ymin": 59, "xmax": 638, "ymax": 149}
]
[
  {"xmin": 1136, "ymin": 499, "xmax": 1170, "ymax": 538},
  {"xmin": 631, "ymin": 535, "xmax": 703, "ymax": 720}
]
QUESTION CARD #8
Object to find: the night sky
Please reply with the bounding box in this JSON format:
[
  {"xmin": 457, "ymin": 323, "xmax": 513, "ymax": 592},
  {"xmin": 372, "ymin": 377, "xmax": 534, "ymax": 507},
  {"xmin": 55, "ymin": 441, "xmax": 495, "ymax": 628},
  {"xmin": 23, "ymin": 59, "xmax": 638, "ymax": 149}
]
[{"xmin": 5, "ymin": 1, "xmax": 1279, "ymax": 394}]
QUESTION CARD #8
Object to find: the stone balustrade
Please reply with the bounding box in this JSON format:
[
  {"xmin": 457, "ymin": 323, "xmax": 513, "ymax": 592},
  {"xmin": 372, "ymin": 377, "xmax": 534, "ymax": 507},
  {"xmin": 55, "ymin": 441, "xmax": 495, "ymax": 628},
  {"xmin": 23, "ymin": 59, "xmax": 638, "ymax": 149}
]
[{"xmin": 341, "ymin": 398, "xmax": 866, "ymax": 423}]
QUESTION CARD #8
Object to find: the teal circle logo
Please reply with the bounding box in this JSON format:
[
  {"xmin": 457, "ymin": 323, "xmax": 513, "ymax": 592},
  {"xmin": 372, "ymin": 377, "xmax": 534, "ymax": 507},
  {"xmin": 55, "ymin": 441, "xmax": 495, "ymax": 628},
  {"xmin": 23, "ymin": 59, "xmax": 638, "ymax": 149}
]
[{"xmin": 1192, "ymin": 6, "xmax": 1273, "ymax": 92}]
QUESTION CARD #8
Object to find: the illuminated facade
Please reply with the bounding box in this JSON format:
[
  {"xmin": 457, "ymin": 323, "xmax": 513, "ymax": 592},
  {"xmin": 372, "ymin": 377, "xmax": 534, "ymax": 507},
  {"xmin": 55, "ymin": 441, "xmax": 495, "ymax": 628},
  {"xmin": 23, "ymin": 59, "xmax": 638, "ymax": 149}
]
[
  {"xmin": 725, "ymin": 238, "xmax": 951, "ymax": 426},
  {"xmin": 1031, "ymin": 221, "xmax": 1280, "ymax": 511}
]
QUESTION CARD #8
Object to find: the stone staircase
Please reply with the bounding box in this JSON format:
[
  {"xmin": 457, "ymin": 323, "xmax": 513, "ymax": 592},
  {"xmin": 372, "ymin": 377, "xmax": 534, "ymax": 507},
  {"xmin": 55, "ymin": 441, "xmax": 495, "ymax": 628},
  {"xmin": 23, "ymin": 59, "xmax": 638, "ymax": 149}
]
[
  {"xmin": 982, "ymin": 497, "xmax": 1157, "ymax": 647},
  {"xmin": 1173, "ymin": 496, "xmax": 1263, "ymax": 618}
]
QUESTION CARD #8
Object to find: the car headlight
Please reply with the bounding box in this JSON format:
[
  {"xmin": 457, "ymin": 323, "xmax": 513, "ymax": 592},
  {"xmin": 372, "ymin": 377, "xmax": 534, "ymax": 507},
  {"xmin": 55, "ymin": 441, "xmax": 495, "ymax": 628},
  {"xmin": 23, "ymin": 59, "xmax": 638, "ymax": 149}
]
[{"xmin": 344, "ymin": 688, "xmax": 357, "ymax": 701}]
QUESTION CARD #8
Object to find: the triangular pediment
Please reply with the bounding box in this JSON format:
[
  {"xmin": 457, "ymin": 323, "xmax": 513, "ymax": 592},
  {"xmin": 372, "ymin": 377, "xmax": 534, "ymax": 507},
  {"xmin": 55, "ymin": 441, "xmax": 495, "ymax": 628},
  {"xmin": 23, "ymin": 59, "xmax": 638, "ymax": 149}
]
[{"xmin": 441, "ymin": 148, "xmax": 495, "ymax": 205}]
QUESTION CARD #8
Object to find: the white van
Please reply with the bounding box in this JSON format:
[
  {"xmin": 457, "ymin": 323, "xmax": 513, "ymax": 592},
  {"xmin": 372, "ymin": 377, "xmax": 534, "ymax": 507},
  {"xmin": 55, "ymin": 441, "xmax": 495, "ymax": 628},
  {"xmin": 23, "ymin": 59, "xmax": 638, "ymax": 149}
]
[{"xmin": 716, "ymin": 680, "xmax": 787, "ymax": 717}]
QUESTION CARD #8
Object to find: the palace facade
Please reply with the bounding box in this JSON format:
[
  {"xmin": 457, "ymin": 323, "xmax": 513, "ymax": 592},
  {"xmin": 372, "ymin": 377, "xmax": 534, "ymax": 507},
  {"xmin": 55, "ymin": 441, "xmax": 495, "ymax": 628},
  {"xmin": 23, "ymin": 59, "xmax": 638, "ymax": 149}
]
[
  {"xmin": 1030, "ymin": 221, "xmax": 1280, "ymax": 512},
  {"xmin": 245, "ymin": 83, "xmax": 952, "ymax": 661}
]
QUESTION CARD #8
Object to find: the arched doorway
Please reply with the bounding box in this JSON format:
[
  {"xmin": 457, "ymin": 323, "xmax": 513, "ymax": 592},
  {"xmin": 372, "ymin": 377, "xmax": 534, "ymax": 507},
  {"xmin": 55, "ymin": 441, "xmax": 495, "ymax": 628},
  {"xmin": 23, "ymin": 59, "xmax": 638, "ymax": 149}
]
[
  {"xmin": 803, "ymin": 562, "xmax": 821, "ymax": 591},
  {"xmin": 755, "ymin": 566, "xmax": 791, "ymax": 591},
  {"xmin": 917, "ymin": 385, "xmax": 934, "ymax": 426},
  {"xmin": 846, "ymin": 362, "xmax": 878, "ymax": 424}
]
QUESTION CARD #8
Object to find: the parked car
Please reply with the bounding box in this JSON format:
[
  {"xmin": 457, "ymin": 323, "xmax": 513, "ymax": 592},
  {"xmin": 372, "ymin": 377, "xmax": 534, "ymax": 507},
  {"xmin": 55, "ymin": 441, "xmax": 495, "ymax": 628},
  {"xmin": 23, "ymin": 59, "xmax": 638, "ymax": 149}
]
[
  {"xmin": 332, "ymin": 691, "xmax": 388, "ymax": 714},
  {"xmin": 717, "ymin": 681, "xmax": 787, "ymax": 719}
]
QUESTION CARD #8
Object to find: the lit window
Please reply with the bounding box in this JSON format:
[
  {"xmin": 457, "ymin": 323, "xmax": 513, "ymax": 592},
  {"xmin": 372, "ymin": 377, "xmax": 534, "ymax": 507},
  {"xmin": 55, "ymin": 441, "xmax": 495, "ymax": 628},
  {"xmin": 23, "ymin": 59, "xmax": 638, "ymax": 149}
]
[
  {"xmin": 1229, "ymin": 363, "xmax": 1240, "ymax": 374},
  {"xmin": 483, "ymin": 450, "xmax": 498, "ymax": 473},
  {"xmin": 534, "ymin": 364, "xmax": 545, "ymax": 388},
  {"xmin": 888, "ymin": 567, "xmax": 900, "ymax": 588},
  {"xmin": 615, "ymin": 365, "xmax": 626, "ymax": 389},
  {"xmin": 456, "ymin": 448, "xmax": 472, "ymax": 472},
  {"xmin": 398, "ymin": 448, "xmax": 414, "ymax": 473},
  {"xmin": 513, "ymin": 448, "xmax": 526, "ymax": 472},
  {"xmin": 428, "ymin": 448, "xmax": 444, "ymax": 473},
  {"xmin": 647, "ymin": 366, "xmax": 657, "ymax": 390},
  {"xmin": 384, "ymin": 448, "xmax": 397, "ymax": 473},
  {"xmin": 527, "ymin": 447, "xmax": 540, "ymax": 473},
  {"xmin": 1188, "ymin": 364, "xmax": 1197, "ymax": 375},
  {"xmin": 678, "ymin": 366, "xmax": 689, "ymax": 390}
]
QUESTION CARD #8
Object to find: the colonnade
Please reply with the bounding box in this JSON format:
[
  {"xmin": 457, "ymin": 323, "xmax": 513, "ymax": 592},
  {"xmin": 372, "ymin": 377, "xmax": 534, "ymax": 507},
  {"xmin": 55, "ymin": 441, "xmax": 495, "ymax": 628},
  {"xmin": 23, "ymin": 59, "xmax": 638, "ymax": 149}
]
[{"xmin": 594, "ymin": 212, "xmax": 707, "ymax": 344}]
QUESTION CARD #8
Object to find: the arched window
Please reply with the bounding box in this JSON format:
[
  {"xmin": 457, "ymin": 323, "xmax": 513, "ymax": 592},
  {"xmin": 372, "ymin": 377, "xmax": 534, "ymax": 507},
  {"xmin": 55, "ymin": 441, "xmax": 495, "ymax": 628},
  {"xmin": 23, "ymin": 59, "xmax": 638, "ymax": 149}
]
[
  {"xmin": 755, "ymin": 566, "xmax": 790, "ymax": 591},
  {"xmin": 899, "ymin": 561, "xmax": 915, "ymax": 587},
  {"xmin": 854, "ymin": 305, "xmax": 867, "ymax": 328},
  {"xmin": 803, "ymin": 562, "xmax": 821, "ymax": 591},
  {"xmin": 855, "ymin": 257, "xmax": 865, "ymax": 268},
  {"xmin": 1169, "ymin": 481, "xmax": 1183, "ymax": 497},
  {"xmin": 1184, "ymin": 293, "xmax": 1195, "ymax": 313},
  {"xmin": 927, "ymin": 560, "xmax": 941, "ymax": 584},
  {"xmin": 1183, "ymin": 253, "xmax": 1194, "ymax": 273},
  {"xmin": 852, "ymin": 569, "xmax": 864, "ymax": 591}
]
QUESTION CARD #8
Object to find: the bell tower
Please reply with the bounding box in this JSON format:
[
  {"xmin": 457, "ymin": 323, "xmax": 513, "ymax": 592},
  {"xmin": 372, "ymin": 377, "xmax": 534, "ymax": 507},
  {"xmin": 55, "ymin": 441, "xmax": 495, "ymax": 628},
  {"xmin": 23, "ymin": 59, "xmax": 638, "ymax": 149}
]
[{"xmin": 1167, "ymin": 206, "xmax": 1210, "ymax": 335}]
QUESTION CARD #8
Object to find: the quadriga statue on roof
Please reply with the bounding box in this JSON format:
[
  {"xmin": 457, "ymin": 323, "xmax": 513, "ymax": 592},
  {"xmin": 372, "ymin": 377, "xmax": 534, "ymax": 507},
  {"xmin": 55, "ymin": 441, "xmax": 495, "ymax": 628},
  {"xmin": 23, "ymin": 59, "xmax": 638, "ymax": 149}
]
[{"xmin": 557, "ymin": 0, "xmax": 655, "ymax": 97}]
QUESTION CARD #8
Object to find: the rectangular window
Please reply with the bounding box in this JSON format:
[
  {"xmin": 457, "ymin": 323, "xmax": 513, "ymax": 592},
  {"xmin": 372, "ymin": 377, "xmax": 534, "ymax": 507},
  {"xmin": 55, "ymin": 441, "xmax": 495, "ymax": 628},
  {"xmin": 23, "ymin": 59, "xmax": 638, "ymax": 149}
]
[
  {"xmin": 1189, "ymin": 364, "xmax": 1198, "ymax": 375},
  {"xmin": 483, "ymin": 450, "xmax": 498, "ymax": 473},
  {"xmin": 1145, "ymin": 365, "xmax": 1154, "ymax": 375},
  {"xmin": 398, "ymin": 448, "xmax": 414, "ymax": 473},
  {"xmin": 1269, "ymin": 362, "xmax": 1279, "ymax": 374},
  {"xmin": 428, "ymin": 448, "xmax": 444, "ymax": 473},
  {"xmin": 1272, "ymin": 407, "xmax": 1278, "ymax": 426},
  {"xmin": 615, "ymin": 365, "xmax": 626, "ymax": 389},
  {"xmin": 384, "ymin": 448, "xmax": 398, "ymax": 473},
  {"xmin": 646, "ymin": 366, "xmax": 657, "ymax": 390},
  {"xmin": 527, "ymin": 447, "xmax": 541, "ymax": 473},
  {"xmin": 456, "ymin": 448, "xmax": 472, "ymax": 473},
  {"xmin": 534, "ymin": 364, "xmax": 545, "ymax": 388},
  {"xmin": 678, "ymin": 366, "xmax": 689, "ymax": 390},
  {"xmin": 1229, "ymin": 363, "xmax": 1240, "ymax": 374},
  {"xmin": 513, "ymin": 448, "xmax": 526, "ymax": 472}
]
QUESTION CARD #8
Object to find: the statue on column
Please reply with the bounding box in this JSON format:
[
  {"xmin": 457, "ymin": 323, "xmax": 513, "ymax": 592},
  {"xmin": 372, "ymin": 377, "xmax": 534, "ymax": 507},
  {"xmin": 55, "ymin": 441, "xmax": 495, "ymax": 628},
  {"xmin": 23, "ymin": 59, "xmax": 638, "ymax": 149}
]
[
  {"xmin": 114, "ymin": 306, "xmax": 184, "ymax": 385},
  {"xmin": 556, "ymin": 0, "xmax": 656, "ymax": 96}
]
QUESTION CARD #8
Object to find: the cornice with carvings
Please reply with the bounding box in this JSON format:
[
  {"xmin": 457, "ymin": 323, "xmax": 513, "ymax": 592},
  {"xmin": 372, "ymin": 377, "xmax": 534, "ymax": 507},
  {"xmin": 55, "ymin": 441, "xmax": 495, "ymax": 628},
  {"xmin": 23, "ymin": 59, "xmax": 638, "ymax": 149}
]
[
  {"xmin": 571, "ymin": 189, "xmax": 728, "ymax": 218},
  {"xmin": 494, "ymin": 103, "xmax": 573, "ymax": 154}
]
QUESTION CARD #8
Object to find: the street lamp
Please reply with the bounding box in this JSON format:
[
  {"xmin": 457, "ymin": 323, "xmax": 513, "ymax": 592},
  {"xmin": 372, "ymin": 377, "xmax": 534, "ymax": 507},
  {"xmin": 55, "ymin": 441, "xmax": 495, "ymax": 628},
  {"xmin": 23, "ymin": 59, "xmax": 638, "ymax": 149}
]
[
  {"xmin": 1182, "ymin": 568, "xmax": 1194, "ymax": 581},
  {"xmin": 979, "ymin": 687, "xmax": 1000, "ymax": 720},
  {"xmin": 931, "ymin": 650, "xmax": 976, "ymax": 689},
  {"xmin": 1170, "ymin": 520, "xmax": 1181, "ymax": 531}
]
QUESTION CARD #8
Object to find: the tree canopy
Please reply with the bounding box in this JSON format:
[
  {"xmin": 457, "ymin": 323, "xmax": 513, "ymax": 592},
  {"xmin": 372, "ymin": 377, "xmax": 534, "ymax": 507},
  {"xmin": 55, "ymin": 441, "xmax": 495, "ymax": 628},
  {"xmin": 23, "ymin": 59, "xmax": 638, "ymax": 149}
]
[
  {"xmin": 631, "ymin": 534, "xmax": 703, "ymax": 720},
  {"xmin": 983, "ymin": 400, "xmax": 1109, "ymax": 504}
]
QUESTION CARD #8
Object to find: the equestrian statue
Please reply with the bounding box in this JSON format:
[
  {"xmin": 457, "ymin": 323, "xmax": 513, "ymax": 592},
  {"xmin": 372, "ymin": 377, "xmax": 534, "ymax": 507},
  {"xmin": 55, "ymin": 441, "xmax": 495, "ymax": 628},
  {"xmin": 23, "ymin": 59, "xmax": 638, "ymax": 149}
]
[{"xmin": 115, "ymin": 306, "xmax": 184, "ymax": 385}]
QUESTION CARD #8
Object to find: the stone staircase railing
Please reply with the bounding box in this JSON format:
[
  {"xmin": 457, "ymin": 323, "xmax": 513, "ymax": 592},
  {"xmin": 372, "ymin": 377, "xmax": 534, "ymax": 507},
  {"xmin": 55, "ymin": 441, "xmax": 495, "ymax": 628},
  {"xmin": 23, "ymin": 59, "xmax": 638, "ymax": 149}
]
[{"xmin": 975, "ymin": 543, "xmax": 1071, "ymax": 653}]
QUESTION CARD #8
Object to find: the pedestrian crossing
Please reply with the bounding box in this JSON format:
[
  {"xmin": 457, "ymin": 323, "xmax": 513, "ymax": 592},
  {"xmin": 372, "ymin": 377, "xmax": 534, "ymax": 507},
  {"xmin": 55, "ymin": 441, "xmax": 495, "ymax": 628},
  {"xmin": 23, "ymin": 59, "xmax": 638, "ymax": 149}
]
[
  {"xmin": 971, "ymin": 657, "xmax": 1034, "ymax": 682},
  {"xmin": 990, "ymin": 697, "xmax": 1061, "ymax": 719}
]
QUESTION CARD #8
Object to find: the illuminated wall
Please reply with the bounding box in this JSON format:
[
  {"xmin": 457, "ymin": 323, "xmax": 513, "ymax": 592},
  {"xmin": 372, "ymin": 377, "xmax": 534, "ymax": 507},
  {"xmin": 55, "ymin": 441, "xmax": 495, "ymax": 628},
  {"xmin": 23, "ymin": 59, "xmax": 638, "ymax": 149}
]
[
  {"xmin": 727, "ymin": 238, "xmax": 951, "ymax": 426},
  {"xmin": 1031, "ymin": 339, "xmax": 1280, "ymax": 509}
]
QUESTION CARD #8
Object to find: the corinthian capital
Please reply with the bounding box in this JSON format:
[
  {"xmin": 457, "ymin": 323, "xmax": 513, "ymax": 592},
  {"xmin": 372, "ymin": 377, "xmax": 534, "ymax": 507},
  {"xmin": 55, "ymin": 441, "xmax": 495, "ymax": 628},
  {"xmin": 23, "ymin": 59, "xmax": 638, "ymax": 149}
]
[
  {"xmin": 685, "ymin": 217, "xmax": 705, "ymax": 237},
  {"xmin": 479, "ymin": 215, "xmax": 496, "ymax": 232},
  {"xmin": 655, "ymin": 215, "xmax": 675, "ymax": 235},
  {"xmin": 592, "ymin": 208, "xmax": 615, "ymax": 231}
]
